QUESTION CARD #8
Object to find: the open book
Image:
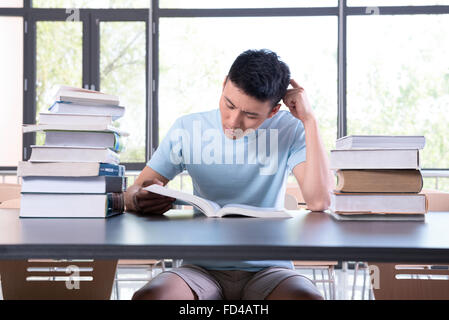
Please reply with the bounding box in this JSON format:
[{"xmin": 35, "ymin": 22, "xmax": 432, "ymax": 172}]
[{"xmin": 144, "ymin": 184, "xmax": 291, "ymax": 219}]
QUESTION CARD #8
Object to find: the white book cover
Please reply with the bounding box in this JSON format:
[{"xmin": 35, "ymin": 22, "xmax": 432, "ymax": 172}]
[
  {"xmin": 330, "ymin": 192, "xmax": 428, "ymax": 214},
  {"xmin": 336, "ymin": 135, "xmax": 426, "ymax": 150},
  {"xmin": 49, "ymin": 102, "xmax": 125, "ymax": 120},
  {"xmin": 19, "ymin": 193, "xmax": 117, "ymax": 218},
  {"xmin": 330, "ymin": 149, "xmax": 420, "ymax": 170},
  {"xmin": 21, "ymin": 176, "xmax": 124, "ymax": 193},
  {"xmin": 29, "ymin": 145, "xmax": 120, "ymax": 165},
  {"xmin": 44, "ymin": 131, "xmax": 121, "ymax": 151},
  {"xmin": 144, "ymin": 184, "xmax": 291, "ymax": 218},
  {"xmin": 23, "ymin": 123, "xmax": 128, "ymax": 137},
  {"xmin": 17, "ymin": 161, "xmax": 124, "ymax": 177},
  {"xmin": 39, "ymin": 113, "xmax": 113, "ymax": 126},
  {"xmin": 328, "ymin": 211, "xmax": 425, "ymax": 221},
  {"xmin": 53, "ymin": 85, "xmax": 119, "ymax": 105}
]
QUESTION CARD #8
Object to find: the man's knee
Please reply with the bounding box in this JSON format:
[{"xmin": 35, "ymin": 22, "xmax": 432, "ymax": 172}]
[
  {"xmin": 266, "ymin": 275, "xmax": 324, "ymax": 300},
  {"xmin": 292, "ymin": 289, "xmax": 324, "ymax": 300},
  {"xmin": 132, "ymin": 284, "xmax": 167, "ymax": 300},
  {"xmin": 132, "ymin": 272, "xmax": 197, "ymax": 300}
]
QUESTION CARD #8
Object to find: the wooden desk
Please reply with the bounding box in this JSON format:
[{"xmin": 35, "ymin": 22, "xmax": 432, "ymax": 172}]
[{"xmin": 1, "ymin": 209, "xmax": 449, "ymax": 263}]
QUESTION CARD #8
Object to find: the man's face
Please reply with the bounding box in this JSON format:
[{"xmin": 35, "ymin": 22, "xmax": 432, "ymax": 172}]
[{"xmin": 219, "ymin": 79, "xmax": 280, "ymax": 140}]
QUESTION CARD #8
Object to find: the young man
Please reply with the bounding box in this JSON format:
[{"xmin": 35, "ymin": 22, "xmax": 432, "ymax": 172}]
[{"xmin": 126, "ymin": 49, "xmax": 334, "ymax": 300}]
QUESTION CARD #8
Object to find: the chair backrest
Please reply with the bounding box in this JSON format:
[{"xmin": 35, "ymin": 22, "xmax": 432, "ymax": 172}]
[
  {"xmin": 420, "ymin": 189, "xmax": 449, "ymax": 211},
  {"xmin": 0, "ymin": 260, "xmax": 117, "ymax": 300},
  {"xmin": 369, "ymin": 262, "xmax": 449, "ymax": 300},
  {"xmin": 0, "ymin": 183, "xmax": 21, "ymax": 203}
]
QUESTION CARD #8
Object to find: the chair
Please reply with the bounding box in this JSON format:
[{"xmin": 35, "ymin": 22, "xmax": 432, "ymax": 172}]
[
  {"xmin": 368, "ymin": 262, "xmax": 449, "ymax": 299},
  {"xmin": 359, "ymin": 190, "xmax": 449, "ymax": 300},
  {"xmin": 114, "ymin": 259, "xmax": 166, "ymax": 299},
  {"xmin": 285, "ymin": 185, "xmax": 338, "ymax": 300},
  {"xmin": 0, "ymin": 259, "xmax": 117, "ymax": 300},
  {"xmin": 0, "ymin": 183, "xmax": 21, "ymax": 209}
]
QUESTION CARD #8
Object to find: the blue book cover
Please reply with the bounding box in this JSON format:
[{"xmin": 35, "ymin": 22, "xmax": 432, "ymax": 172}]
[{"xmin": 99, "ymin": 163, "xmax": 125, "ymax": 177}]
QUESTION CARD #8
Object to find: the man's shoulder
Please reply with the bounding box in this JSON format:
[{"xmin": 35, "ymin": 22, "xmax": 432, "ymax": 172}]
[
  {"xmin": 175, "ymin": 109, "xmax": 218, "ymax": 125},
  {"xmin": 267, "ymin": 110, "xmax": 303, "ymax": 130}
]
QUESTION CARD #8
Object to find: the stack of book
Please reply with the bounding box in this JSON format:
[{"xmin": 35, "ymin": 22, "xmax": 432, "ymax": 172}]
[
  {"xmin": 329, "ymin": 135, "xmax": 428, "ymax": 221},
  {"xmin": 18, "ymin": 85, "xmax": 127, "ymax": 218}
]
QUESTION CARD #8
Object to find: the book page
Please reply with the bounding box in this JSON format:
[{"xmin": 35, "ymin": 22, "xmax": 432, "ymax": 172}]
[
  {"xmin": 219, "ymin": 204, "xmax": 291, "ymax": 218},
  {"xmin": 144, "ymin": 185, "xmax": 221, "ymax": 217}
]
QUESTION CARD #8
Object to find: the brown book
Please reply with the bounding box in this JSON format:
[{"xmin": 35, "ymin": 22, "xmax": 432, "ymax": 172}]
[{"xmin": 335, "ymin": 169, "xmax": 423, "ymax": 193}]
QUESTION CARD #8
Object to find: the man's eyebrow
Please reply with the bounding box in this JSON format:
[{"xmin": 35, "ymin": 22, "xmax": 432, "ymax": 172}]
[
  {"xmin": 224, "ymin": 96, "xmax": 236, "ymax": 107},
  {"xmin": 224, "ymin": 96, "xmax": 260, "ymax": 116}
]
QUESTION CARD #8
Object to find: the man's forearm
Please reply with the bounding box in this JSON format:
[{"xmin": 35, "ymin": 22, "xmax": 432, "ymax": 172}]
[{"xmin": 302, "ymin": 115, "xmax": 334, "ymax": 210}]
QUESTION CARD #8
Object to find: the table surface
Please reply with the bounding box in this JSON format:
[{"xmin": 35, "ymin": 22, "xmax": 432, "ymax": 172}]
[{"xmin": 1, "ymin": 209, "xmax": 449, "ymax": 263}]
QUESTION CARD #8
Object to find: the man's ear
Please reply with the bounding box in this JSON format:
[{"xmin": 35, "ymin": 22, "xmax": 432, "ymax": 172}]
[{"xmin": 267, "ymin": 104, "xmax": 281, "ymax": 119}]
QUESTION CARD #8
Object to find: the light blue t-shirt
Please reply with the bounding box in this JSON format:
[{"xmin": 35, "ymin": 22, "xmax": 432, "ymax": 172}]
[{"xmin": 147, "ymin": 109, "xmax": 306, "ymax": 271}]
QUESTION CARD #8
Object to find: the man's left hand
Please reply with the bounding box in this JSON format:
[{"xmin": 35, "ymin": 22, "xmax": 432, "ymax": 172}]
[{"xmin": 282, "ymin": 79, "xmax": 314, "ymax": 122}]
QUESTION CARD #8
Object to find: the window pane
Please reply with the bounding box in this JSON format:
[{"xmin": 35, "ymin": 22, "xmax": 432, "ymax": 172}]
[
  {"xmin": 0, "ymin": 0, "xmax": 23, "ymax": 7},
  {"xmin": 347, "ymin": 15, "xmax": 449, "ymax": 168},
  {"xmin": 33, "ymin": 0, "xmax": 150, "ymax": 8},
  {"xmin": 348, "ymin": 0, "xmax": 449, "ymax": 6},
  {"xmin": 36, "ymin": 21, "xmax": 83, "ymax": 126},
  {"xmin": 160, "ymin": 0, "xmax": 336, "ymax": 8},
  {"xmin": 159, "ymin": 17, "xmax": 337, "ymax": 152},
  {"xmin": 0, "ymin": 17, "xmax": 23, "ymax": 166},
  {"xmin": 100, "ymin": 21, "xmax": 146, "ymax": 163}
]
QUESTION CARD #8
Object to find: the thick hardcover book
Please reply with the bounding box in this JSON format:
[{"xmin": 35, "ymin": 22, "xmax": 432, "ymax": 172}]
[
  {"xmin": 330, "ymin": 192, "xmax": 428, "ymax": 214},
  {"xmin": 23, "ymin": 123, "xmax": 128, "ymax": 137},
  {"xmin": 39, "ymin": 112, "xmax": 113, "ymax": 126},
  {"xmin": 53, "ymin": 85, "xmax": 120, "ymax": 106},
  {"xmin": 335, "ymin": 169, "xmax": 423, "ymax": 193},
  {"xmin": 19, "ymin": 192, "xmax": 124, "ymax": 218},
  {"xmin": 21, "ymin": 176, "xmax": 126, "ymax": 193},
  {"xmin": 330, "ymin": 149, "xmax": 420, "ymax": 170},
  {"xmin": 335, "ymin": 135, "xmax": 426, "ymax": 150},
  {"xmin": 44, "ymin": 131, "xmax": 123, "ymax": 152},
  {"xmin": 328, "ymin": 211, "xmax": 425, "ymax": 221},
  {"xmin": 49, "ymin": 101, "xmax": 125, "ymax": 121},
  {"xmin": 17, "ymin": 161, "xmax": 125, "ymax": 177},
  {"xmin": 29, "ymin": 146, "xmax": 120, "ymax": 165},
  {"xmin": 145, "ymin": 184, "xmax": 291, "ymax": 218}
]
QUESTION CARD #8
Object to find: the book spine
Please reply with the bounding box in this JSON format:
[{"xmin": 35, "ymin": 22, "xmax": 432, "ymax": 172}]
[
  {"xmin": 104, "ymin": 177, "xmax": 127, "ymax": 193},
  {"xmin": 107, "ymin": 192, "xmax": 125, "ymax": 216},
  {"xmin": 112, "ymin": 132, "xmax": 123, "ymax": 153},
  {"xmin": 99, "ymin": 163, "xmax": 124, "ymax": 177}
]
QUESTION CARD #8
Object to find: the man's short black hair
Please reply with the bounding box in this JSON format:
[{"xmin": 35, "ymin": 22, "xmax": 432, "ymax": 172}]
[{"xmin": 227, "ymin": 49, "xmax": 291, "ymax": 107}]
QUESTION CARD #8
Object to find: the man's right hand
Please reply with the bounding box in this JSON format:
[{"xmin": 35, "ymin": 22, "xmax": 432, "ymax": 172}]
[{"xmin": 130, "ymin": 179, "xmax": 176, "ymax": 215}]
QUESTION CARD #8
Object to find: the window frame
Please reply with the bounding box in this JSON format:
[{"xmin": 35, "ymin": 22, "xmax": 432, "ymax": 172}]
[{"xmin": 1, "ymin": 1, "xmax": 449, "ymax": 171}]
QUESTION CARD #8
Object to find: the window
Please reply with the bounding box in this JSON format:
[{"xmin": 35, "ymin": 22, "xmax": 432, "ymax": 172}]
[
  {"xmin": 348, "ymin": 0, "xmax": 449, "ymax": 6},
  {"xmin": 1, "ymin": 1, "xmax": 449, "ymax": 175},
  {"xmin": 160, "ymin": 0, "xmax": 337, "ymax": 8},
  {"xmin": 159, "ymin": 16, "xmax": 338, "ymax": 151},
  {"xmin": 0, "ymin": 0, "xmax": 23, "ymax": 7},
  {"xmin": 1, "ymin": 5, "xmax": 149, "ymax": 169},
  {"xmin": 100, "ymin": 21, "xmax": 147, "ymax": 162},
  {"xmin": 0, "ymin": 17, "xmax": 23, "ymax": 167},
  {"xmin": 347, "ymin": 14, "xmax": 449, "ymax": 168},
  {"xmin": 33, "ymin": 0, "xmax": 150, "ymax": 8},
  {"xmin": 36, "ymin": 21, "xmax": 83, "ymax": 121}
]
